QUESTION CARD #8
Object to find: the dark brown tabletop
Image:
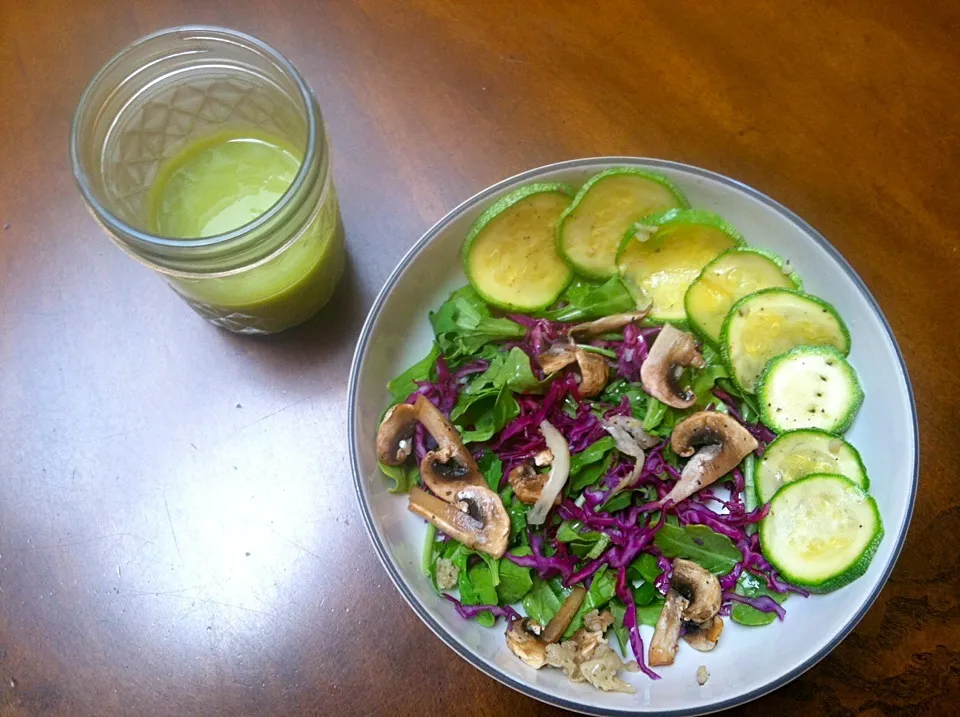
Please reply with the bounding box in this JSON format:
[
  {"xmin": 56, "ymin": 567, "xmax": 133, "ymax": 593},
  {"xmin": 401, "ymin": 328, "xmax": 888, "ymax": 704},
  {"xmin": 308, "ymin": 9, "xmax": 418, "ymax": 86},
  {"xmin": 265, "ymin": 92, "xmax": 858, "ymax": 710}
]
[{"xmin": 1, "ymin": 1, "xmax": 958, "ymax": 715}]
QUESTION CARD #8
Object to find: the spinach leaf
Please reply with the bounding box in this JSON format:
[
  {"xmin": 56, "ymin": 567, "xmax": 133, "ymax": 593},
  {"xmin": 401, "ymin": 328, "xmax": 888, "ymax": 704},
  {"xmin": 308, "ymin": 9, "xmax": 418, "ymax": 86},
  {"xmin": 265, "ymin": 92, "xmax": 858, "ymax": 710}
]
[
  {"xmin": 563, "ymin": 565, "xmax": 617, "ymax": 638},
  {"xmin": 496, "ymin": 549, "xmax": 534, "ymax": 604},
  {"xmin": 477, "ymin": 451, "xmax": 503, "ymax": 492},
  {"xmin": 731, "ymin": 570, "xmax": 788, "ymax": 626},
  {"xmin": 653, "ymin": 523, "xmax": 743, "ymax": 575},
  {"xmin": 540, "ymin": 276, "xmax": 636, "ymax": 323},
  {"xmin": 522, "ymin": 577, "xmax": 566, "ymax": 626},
  {"xmin": 387, "ymin": 343, "xmax": 441, "ymax": 403},
  {"xmin": 716, "ymin": 377, "xmax": 761, "ymax": 417},
  {"xmin": 429, "ymin": 286, "xmax": 525, "ymax": 362},
  {"xmin": 378, "ymin": 461, "xmax": 419, "ymax": 494},
  {"xmin": 570, "ymin": 436, "xmax": 616, "ymax": 474}
]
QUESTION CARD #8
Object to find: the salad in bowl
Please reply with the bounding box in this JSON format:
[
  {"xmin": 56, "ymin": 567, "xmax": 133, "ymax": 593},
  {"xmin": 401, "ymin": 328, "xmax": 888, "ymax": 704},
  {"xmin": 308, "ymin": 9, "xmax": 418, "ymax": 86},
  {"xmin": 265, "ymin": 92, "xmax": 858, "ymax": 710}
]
[{"xmin": 371, "ymin": 167, "xmax": 884, "ymax": 693}]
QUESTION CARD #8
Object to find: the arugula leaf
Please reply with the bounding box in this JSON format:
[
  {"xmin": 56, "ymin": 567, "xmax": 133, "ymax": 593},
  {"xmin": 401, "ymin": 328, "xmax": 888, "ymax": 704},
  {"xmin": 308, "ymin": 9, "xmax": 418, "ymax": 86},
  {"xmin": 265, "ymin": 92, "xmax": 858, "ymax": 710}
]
[
  {"xmin": 609, "ymin": 601, "xmax": 630, "ymax": 655},
  {"xmin": 563, "ymin": 565, "xmax": 617, "ymax": 638},
  {"xmin": 378, "ymin": 461, "xmax": 420, "ymax": 494},
  {"xmin": 540, "ymin": 276, "xmax": 636, "ymax": 322},
  {"xmin": 731, "ymin": 570, "xmax": 787, "ymax": 626},
  {"xmin": 642, "ymin": 397, "xmax": 668, "ymax": 432},
  {"xmin": 467, "ymin": 347, "xmax": 547, "ymax": 395},
  {"xmin": 598, "ymin": 379, "xmax": 648, "ymax": 418},
  {"xmin": 456, "ymin": 387, "xmax": 520, "ymax": 444},
  {"xmin": 429, "ymin": 286, "xmax": 525, "ymax": 362},
  {"xmin": 716, "ymin": 377, "xmax": 761, "ymax": 417},
  {"xmin": 387, "ymin": 343, "xmax": 440, "ymax": 403},
  {"xmin": 627, "ymin": 552, "xmax": 663, "ymax": 584},
  {"xmin": 653, "ymin": 523, "xmax": 743, "ymax": 575},
  {"xmin": 460, "ymin": 563, "xmax": 499, "ymax": 627},
  {"xmin": 567, "ymin": 437, "xmax": 617, "ymax": 493},
  {"xmin": 477, "ymin": 451, "xmax": 503, "ymax": 492},
  {"xmin": 635, "ymin": 596, "xmax": 665, "ymax": 627},
  {"xmin": 507, "ymin": 493, "xmax": 529, "ymax": 540},
  {"xmin": 600, "ymin": 490, "xmax": 633, "ymax": 513},
  {"xmin": 556, "ymin": 520, "xmax": 608, "ymax": 558},
  {"xmin": 522, "ymin": 577, "xmax": 566, "ymax": 626},
  {"xmin": 497, "ymin": 549, "xmax": 534, "ymax": 604},
  {"xmin": 632, "ymin": 580, "xmax": 657, "ymax": 607}
]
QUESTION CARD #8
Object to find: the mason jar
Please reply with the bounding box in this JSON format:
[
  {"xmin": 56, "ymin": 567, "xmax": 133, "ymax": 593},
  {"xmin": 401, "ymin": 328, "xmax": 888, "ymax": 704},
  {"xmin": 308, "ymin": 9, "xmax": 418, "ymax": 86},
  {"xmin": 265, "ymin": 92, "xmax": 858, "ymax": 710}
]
[{"xmin": 70, "ymin": 26, "xmax": 345, "ymax": 334}]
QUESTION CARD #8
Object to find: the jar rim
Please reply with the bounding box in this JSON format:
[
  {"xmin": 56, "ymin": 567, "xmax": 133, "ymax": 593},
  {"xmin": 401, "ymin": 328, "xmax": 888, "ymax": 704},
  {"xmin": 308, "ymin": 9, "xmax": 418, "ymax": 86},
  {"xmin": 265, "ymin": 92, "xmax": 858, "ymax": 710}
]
[{"xmin": 69, "ymin": 25, "xmax": 319, "ymax": 249}]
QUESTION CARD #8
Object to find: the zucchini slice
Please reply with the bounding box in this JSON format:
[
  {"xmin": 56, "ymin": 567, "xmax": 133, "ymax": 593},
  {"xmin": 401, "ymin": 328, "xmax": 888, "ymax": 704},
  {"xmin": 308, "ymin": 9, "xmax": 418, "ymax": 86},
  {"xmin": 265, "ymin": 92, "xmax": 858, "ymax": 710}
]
[
  {"xmin": 616, "ymin": 209, "xmax": 743, "ymax": 322},
  {"xmin": 685, "ymin": 248, "xmax": 802, "ymax": 345},
  {"xmin": 557, "ymin": 168, "xmax": 688, "ymax": 279},
  {"xmin": 760, "ymin": 473, "xmax": 883, "ymax": 592},
  {"xmin": 462, "ymin": 183, "xmax": 574, "ymax": 312},
  {"xmin": 757, "ymin": 346, "xmax": 863, "ymax": 434},
  {"xmin": 721, "ymin": 288, "xmax": 851, "ymax": 393},
  {"xmin": 755, "ymin": 429, "xmax": 868, "ymax": 504}
]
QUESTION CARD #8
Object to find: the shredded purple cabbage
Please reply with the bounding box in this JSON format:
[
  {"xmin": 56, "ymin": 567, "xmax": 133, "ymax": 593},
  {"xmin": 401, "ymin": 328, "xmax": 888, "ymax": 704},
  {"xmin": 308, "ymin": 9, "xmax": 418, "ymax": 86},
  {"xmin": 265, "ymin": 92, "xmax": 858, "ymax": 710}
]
[
  {"xmin": 615, "ymin": 565, "xmax": 660, "ymax": 680},
  {"xmin": 442, "ymin": 593, "xmax": 521, "ymax": 622},
  {"xmin": 723, "ymin": 592, "xmax": 787, "ymax": 620}
]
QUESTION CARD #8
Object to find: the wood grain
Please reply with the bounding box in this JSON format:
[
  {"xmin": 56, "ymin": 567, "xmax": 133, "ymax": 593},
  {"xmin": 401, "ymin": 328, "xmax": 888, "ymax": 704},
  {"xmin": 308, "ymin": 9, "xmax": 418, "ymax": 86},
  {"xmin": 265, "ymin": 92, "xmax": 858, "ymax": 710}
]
[{"xmin": 1, "ymin": 0, "xmax": 958, "ymax": 714}]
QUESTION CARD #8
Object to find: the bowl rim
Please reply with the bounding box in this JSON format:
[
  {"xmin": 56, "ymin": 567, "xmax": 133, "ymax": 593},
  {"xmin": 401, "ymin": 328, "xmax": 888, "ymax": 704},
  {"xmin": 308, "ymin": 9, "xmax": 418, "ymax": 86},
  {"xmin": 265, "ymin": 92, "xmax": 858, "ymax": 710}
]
[{"xmin": 347, "ymin": 157, "xmax": 919, "ymax": 716}]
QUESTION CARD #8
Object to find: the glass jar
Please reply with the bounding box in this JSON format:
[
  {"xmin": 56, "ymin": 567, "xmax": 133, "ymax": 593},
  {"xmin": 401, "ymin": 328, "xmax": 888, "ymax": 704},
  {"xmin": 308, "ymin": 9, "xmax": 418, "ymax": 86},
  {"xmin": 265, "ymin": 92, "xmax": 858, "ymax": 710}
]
[{"xmin": 70, "ymin": 26, "xmax": 345, "ymax": 334}]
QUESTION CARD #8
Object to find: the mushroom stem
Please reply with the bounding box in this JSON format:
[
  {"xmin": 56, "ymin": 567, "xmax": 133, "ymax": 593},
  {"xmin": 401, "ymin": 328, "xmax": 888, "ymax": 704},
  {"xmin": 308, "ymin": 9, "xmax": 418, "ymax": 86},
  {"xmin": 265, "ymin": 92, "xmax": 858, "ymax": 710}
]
[
  {"xmin": 541, "ymin": 586, "xmax": 588, "ymax": 644},
  {"xmin": 568, "ymin": 309, "xmax": 651, "ymax": 339},
  {"xmin": 648, "ymin": 591, "xmax": 689, "ymax": 666}
]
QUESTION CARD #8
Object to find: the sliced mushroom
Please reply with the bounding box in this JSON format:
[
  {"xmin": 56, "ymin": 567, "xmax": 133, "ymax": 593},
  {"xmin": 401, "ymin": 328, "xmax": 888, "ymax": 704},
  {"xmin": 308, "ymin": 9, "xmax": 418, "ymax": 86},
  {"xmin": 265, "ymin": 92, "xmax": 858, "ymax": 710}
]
[
  {"xmin": 376, "ymin": 403, "xmax": 420, "ymax": 465},
  {"xmin": 649, "ymin": 559, "xmax": 723, "ymax": 666},
  {"xmin": 408, "ymin": 485, "xmax": 509, "ymax": 558},
  {"xmin": 575, "ymin": 349, "xmax": 609, "ymax": 397},
  {"xmin": 649, "ymin": 590, "xmax": 689, "ymax": 666},
  {"xmin": 506, "ymin": 619, "xmax": 549, "ymax": 669},
  {"xmin": 537, "ymin": 343, "xmax": 579, "ymax": 373},
  {"xmin": 670, "ymin": 559, "xmax": 722, "ymax": 623},
  {"xmin": 506, "ymin": 586, "xmax": 587, "ymax": 668},
  {"xmin": 377, "ymin": 395, "xmax": 485, "ymax": 502},
  {"xmin": 535, "ymin": 345, "xmax": 610, "ymax": 398},
  {"xmin": 683, "ymin": 616, "xmax": 724, "ymax": 652},
  {"xmin": 662, "ymin": 411, "xmax": 759, "ymax": 505},
  {"xmin": 568, "ymin": 309, "xmax": 651, "ymax": 339},
  {"xmin": 508, "ymin": 462, "xmax": 559, "ymax": 506},
  {"xmin": 639, "ymin": 324, "xmax": 706, "ymax": 409}
]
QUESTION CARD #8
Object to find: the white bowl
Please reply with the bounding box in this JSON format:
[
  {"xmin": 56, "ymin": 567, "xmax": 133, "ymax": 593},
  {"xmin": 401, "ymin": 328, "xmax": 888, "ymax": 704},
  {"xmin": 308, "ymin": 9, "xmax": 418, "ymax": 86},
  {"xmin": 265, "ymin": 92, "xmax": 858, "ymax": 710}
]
[{"xmin": 348, "ymin": 158, "xmax": 918, "ymax": 715}]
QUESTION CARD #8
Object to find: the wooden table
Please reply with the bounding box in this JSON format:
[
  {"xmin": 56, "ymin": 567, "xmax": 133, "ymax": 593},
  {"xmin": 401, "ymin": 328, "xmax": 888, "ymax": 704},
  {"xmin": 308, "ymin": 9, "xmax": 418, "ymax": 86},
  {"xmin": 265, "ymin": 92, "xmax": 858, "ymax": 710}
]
[{"xmin": 1, "ymin": 1, "xmax": 957, "ymax": 714}]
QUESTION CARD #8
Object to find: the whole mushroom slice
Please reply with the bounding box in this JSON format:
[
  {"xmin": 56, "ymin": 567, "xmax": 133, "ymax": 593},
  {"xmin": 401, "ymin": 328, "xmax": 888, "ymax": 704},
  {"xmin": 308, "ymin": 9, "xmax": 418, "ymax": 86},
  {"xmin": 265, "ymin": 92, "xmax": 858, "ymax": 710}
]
[
  {"xmin": 506, "ymin": 586, "xmax": 587, "ymax": 668},
  {"xmin": 568, "ymin": 309, "xmax": 651, "ymax": 339},
  {"xmin": 377, "ymin": 395, "xmax": 485, "ymax": 503},
  {"xmin": 649, "ymin": 559, "xmax": 723, "ymax": 665},
  {"xmin": 683, "ymin": 616, "xmax": 724, "ymax": 652},
  {"xmin": 407, "ymin": 485, "xmax": 509, "ymax": 558},
  {"xmin": 535, "ymin": 345, "xmax": 610, "ymax": 398},
  {"xmin": 662, "ymin": 411, "xmax": 759, "ymax": 505},
  {"xmin": 639, "ymin": 324, "xmax": 706, "ymax": 409}
]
